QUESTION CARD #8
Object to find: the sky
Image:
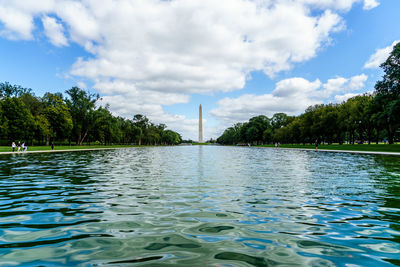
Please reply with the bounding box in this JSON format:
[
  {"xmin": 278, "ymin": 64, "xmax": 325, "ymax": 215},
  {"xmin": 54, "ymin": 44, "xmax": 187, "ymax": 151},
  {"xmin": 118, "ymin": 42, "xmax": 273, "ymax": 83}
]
[{"xmin": 0, "ymin": 0, "xmax": 399, "ymax": 141}]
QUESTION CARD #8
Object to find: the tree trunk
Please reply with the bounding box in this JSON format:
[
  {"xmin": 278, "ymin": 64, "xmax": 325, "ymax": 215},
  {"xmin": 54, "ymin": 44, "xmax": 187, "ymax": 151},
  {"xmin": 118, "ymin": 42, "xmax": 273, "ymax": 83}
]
[
  {"xmin": 78, "ymin": 130, "xmax": 89, "ymax": 146},
  {"xmin": 367, "ymin": 128, "xmax": 371, "ymax": 145},
  {"xmin": 388, "ymin": 129, "xmax": 394, "ymax": 144}
]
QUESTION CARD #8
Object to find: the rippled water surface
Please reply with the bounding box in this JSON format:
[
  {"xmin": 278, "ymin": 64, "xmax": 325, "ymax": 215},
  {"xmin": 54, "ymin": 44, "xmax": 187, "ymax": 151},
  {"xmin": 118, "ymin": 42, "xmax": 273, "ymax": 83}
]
[{"xmin": 1, "ymin": 146, "xmax": 400, "ymax": 266}]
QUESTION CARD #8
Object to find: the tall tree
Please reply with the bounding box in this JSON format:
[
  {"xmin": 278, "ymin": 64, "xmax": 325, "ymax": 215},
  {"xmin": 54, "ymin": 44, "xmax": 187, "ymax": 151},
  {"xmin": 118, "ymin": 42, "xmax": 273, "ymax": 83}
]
[
  {"xmin": 65, "ymin": 87, "xmax": 99, "ymax": 145},
  {"xmin": 374, "ymin": 43, "xmax": 400, "ymax": 144},
  {"xmin": 247, "ymin": 115, "xmax": 271, "ymax": 144},
  {"xmin": 91, "ymin": 106, "xmax": 118, "ymax": 145},
  {"xmin": 0, "ymin": 97, "xmax": 35, "ymax": 142},
  {"xmin": 42, "ymin": 93, "xmax": 73, "ymax": 144},
  {"xmin": 271, "ymin": 113, "xmax": 292, "ymax": 130},
  {"xmin": 133, "ymin": 114, "xmax": 149, "ymax": 145},
  {"xmin": 161, "ymin": 130, "xmax": 181, "ymax": 145}
]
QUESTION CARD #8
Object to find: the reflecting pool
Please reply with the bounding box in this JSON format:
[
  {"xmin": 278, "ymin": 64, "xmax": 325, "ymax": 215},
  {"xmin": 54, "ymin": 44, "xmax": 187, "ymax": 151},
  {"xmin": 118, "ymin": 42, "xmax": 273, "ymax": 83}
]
[{"xmin": 0, "ymin": 146, "xmax": 399, "ymax": 266}]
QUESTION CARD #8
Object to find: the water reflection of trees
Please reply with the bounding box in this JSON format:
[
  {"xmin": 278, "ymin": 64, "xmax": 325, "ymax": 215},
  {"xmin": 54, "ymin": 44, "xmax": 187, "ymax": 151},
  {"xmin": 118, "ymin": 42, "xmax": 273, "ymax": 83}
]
[
  {"xmin": 0, "ymin": 152, "xmax": 104, "ymax": 221},
  {"xmin": 371, "ymin": 156, "xmax": 400, "ymax": 231}
]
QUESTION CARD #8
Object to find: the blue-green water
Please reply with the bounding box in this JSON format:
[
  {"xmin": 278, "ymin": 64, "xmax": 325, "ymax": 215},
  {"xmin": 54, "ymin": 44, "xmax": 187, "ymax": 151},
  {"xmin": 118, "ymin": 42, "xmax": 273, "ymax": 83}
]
[{"xmin": 0, "ymin": 146, "xmax": 400, "ymax": 266}]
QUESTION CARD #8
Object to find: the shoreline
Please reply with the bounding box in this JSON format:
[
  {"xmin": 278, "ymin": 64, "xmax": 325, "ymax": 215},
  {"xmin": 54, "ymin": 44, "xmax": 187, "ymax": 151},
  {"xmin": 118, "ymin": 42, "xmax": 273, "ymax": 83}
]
[
  {"xmin": 258, "ymin": 146, "xmax": 400, "ymax": 156},
  {"xmin": 0, "ymin": 147, "xmax": 129, "ymax": 155},
  {"xmin": 1, "ymin": 145, "xmax": 400, "ymax": 156}
]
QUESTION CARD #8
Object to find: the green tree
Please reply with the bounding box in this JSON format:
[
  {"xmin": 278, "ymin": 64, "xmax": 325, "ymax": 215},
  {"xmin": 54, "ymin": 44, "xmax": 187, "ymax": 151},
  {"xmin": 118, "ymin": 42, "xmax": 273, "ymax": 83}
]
[
  {"xmin": 245, "ymin": 126, "xmax": 259, "ymax": 144},
  {"xmin": 271, "ymin": 113, "xmax": 292, "ymax": 130},
  {"xmin": 91, "ymin": 106, "xmax": 118, "ymax": 145},
  {"xmin": 42, "ymin": 93, "xmax": 73, "ymax": 144},
  {"xmin": 0, "ymin": 97, "xmax": 35, "ymax": 142},
  {"xmin": 247, "ymin": 115, "xmax": 271, "ymax": 144},
  {"xmin": 161, "ymin": 129, "xmax": 181, "ymax": 145},
  {"xmin": 0, "ymin": 82, "xmax": 32, "ymax": 99},
  {"xmin": 132, "ymin": 126, "xmax": 143, "ymax": 145},
  {"xmin": 283, "ymin": 117, "xmax": 302, "ymax": 144},
  {"xmin": 133, "ymin": 114, "xmax": 150, "ymax": 145},
  {"xmin": 374, "ymin": 43, "xmax": 400, "ymax": 144},
  {"xmin": 65, "ymin": 87, "xmax": 99, "ymax": 145},
  {"xmin": 318, "ymin": 104, "xmax": 339, "ymax": 144},
  {"xmin": 34, "ymin": 114, "xmax": 51, "ymax": 144},
  {"xmin": 144, "ymin": 124, "xmax": 161, "ymax": 145}
]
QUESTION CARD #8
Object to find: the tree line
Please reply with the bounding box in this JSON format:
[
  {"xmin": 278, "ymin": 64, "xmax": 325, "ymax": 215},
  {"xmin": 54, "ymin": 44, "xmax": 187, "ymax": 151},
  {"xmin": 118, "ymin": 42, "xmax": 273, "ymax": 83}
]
[
  {"xmin": 0, "ymin": 85, "xmax": 182, "ymax": 146},
  {"xmin": 217, "ymin": 43, "xmax": 400, "ymax": 145}
]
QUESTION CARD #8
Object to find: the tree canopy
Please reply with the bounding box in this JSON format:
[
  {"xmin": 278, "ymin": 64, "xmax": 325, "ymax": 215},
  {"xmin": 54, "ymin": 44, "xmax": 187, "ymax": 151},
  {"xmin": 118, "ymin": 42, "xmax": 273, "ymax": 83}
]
[
  {"xmin": 0, "ymin": 85, "xmax": 181, "ymax": 146},
  {"xmin": 373, "ymin": 42, "xmax": 400, "ymax": 144}
]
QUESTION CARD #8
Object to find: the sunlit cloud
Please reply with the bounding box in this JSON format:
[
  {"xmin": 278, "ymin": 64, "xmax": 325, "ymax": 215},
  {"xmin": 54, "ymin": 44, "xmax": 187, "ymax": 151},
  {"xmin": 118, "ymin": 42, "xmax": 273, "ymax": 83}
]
[{"xmin": 364, "ymin": 40, "xmax": 399, "ymax": 69}]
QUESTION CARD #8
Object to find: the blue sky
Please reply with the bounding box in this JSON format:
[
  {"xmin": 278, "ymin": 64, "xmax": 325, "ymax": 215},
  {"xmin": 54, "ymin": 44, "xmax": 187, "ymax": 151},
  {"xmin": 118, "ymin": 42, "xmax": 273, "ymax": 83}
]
[{"xmin": 0, "ymin": 0, "xmax": 399, "ymax": 140}]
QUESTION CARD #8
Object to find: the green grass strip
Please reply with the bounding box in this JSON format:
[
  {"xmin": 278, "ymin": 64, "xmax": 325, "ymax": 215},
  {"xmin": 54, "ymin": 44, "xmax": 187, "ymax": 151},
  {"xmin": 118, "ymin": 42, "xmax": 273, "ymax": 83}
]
[{"xmin": 0, "ymin": 145, "xmax": 137, "ymax": 153}]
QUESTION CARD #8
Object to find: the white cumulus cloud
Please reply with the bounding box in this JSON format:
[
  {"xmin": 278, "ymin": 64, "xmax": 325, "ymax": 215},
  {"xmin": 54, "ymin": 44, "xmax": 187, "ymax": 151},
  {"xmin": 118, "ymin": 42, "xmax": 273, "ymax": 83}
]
[
  {"xmin": 299, "ymin": 0, "xmax": 380, "ymax": 11},
  {"xmin": 322, "ymin": 74, "xmax": 367, "ymax": 96},
  {"xmin": 363, "ymin": 0, "xmax": 380, "ymax": 10},
  {"xmin": 42, "ymin": 16, "xmax": 68, "ymax": 47},
  {"xmin": 334, "ymin": 93, "xmax": 359, "ymax": 103},
  {"xmin": 364, "ymin": 40, "xmax": 399, "ymax": 69},
  {"xmin": 1, "ymin": 0, "xmax": 344, "ymax": 93},
  {"xmin": 0, "ymin": 6, "xmax": 34, "ymax": 40},
  {"xmin": 0, "ymin": 0, "xmax": 54, "ymax": 39}
]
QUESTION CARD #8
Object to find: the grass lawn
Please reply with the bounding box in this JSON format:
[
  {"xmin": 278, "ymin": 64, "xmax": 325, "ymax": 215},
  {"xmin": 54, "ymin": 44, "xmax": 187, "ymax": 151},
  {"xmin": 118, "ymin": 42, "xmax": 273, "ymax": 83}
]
[
  {"xmin": 0, "ymin": 145, "xmax": 134, "ymax": 153},
  {"xmin": 257, "ymin": 143, "xmax": 400, "ymax": 153},
  {"xmin": 191, "ymin": 142, "xmax": 212, "ymax": 145}
]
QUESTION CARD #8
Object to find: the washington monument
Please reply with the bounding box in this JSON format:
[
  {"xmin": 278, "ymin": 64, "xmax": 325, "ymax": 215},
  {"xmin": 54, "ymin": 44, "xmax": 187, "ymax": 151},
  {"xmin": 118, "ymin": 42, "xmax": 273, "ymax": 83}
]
[{"xmin": 199, "ymin": 104, "xmax": 203, "ymax": 143}]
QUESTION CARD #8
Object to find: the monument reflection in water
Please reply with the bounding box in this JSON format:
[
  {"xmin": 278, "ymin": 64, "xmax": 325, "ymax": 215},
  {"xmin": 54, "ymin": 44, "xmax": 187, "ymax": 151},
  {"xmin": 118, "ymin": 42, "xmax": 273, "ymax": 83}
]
[
  {"xmin": 0, "ymin": 146, "xmax": 399, "ymax": 266},
  {"xmin": 199, "ymin": 104, "xmax": 203, "ymax": 143}
]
